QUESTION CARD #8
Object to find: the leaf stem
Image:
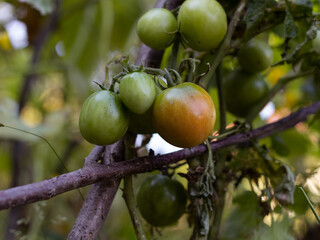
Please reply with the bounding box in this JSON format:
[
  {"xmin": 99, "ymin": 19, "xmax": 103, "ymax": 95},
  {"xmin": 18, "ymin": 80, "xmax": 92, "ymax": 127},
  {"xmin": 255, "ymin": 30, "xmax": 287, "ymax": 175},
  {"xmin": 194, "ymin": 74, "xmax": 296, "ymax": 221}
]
[
  {"xmin": 298, "ymin": 186, "xmax": 320, "ymax": 224},
  {"xmin": 2, "ymin": 125, "xmax": 68, "ymax": 173},
  {"xmin": 1, "ymin": 124, "xmax": 84, "ymax": 200}
]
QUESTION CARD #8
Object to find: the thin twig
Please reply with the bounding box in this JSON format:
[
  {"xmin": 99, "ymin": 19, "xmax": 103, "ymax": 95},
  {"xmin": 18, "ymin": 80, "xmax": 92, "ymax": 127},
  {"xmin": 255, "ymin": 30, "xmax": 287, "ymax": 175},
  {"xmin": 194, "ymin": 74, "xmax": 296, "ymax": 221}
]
[{"xmin": 298, "ymin": 186, "xmax": 320, "ymax": 224}]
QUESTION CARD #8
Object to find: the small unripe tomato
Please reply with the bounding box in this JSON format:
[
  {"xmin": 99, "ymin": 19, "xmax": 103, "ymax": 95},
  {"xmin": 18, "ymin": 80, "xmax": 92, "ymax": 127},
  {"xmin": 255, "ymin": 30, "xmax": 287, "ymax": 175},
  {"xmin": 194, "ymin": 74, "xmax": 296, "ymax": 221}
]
[
  {"xmin": 119, "ymin": 72, "xmax": 157, "ymax": 114},
  {"xmin": 79, "ymin": 91, "xmax": 129, "ymax": 145},
  {"xmin": 312, "ymin": 30, "xmax": 320, "ymax": 53},
  {"xmin": 137, "ymin": 174, "xmax": 187, "ymax": 227},
  {"xmin": 137, "ymin": 8, "xmax": 178, "ymax": 50},
  {"xmin": 223, "ymin": 69, "xmax": 269, "ymax": 118},
  {"xmin": 178, "ymin": 0, "xmax": 227, "ymax": 51},
  {"xmin": 238, "ymin": 38, "xmax": 273, "ymax": 72},
  {"xmin": 153, "ymin": 82, "xmax": 216, "ymax": 148}
]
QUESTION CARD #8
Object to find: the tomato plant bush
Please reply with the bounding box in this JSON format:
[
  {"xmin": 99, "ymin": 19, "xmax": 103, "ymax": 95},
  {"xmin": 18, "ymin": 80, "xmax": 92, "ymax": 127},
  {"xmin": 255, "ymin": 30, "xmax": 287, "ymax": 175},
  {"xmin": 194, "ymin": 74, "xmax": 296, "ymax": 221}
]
[
  {"xmin": 237, "ymin": 38, "xmax": 273, "ymax": 72},
  {"xmin": 223, "ymin": 69, "xmax": 269, "ymax": 118},
  {"xmin": 137, "ymin": 8, "xmax": 177, "ymax": 50},
  {"xmin": 79, "ymin": 90, "xmax": 129, "ymax": 145},
  {"xmin": 178, "ymin": 0, "xmax": 227, "ymax": 51},
  {"xmin": 152, "ymin": 82, "xmax": 216, "ymax": 148},
  {"xmin": 119, "ymin": 72, "xmax": 157, "ymax": 114},
  {"xmin": 137, "ymin": 174, "xmax": 187, "ymax": 227}
]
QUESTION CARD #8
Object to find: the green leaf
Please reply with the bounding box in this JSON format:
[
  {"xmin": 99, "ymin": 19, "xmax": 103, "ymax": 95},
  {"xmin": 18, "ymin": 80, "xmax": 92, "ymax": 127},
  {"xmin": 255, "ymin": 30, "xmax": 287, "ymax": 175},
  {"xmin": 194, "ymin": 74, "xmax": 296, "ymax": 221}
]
[
  {"xmin": 286, "ymin": 186, "xmax": 310, "ymax": 215},
  {"xmin": 274, "ymin": 23, "xmax": 318, "ymax": 66},
  {"xmin": 284, "ymin": 0, "xmax": 299, "ymax": 39},
  {"xmin": 292, "ymin": 0, "xmax": 313, "ymax": 13},
  {"xmin": 279, "ymin": 128, "xmax": 311, "ymax": 157},
  {"xmin": 243, "ymin": 0, "xmax": 277, "ymax": 37},
  {"xmin": 271, "ymin": 134, "xmax": 291, "ymax": 156},
  {"xmin": 21, "ymin": 0, "xmax": 54, "ymax": 15},
  {"xmin": 255, "ymin": 216, "xmax": 294, "ymax": 240},
  {"xmin": 221, "ymin": 191, "xmax": 263, "ymax": 239},
  {"xmin": 199, "ymin": 205, "xmax": 210, "ymax": 236},
  {"xmin": 274, "ymin": 165, "xmax": 295, "ymax": 205}
]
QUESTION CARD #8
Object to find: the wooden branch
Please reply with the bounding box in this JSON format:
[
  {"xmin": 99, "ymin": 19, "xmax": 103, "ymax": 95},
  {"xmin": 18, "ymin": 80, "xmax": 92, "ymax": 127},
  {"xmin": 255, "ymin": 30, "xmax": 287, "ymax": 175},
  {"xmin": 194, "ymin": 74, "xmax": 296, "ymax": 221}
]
[
  {"xmin": 0, "ymin": 100, "xmax": 319, "ymax": 210},
  {"xmin": 67, "ymin": 141, "xmax": 124, "ymax": 240}
]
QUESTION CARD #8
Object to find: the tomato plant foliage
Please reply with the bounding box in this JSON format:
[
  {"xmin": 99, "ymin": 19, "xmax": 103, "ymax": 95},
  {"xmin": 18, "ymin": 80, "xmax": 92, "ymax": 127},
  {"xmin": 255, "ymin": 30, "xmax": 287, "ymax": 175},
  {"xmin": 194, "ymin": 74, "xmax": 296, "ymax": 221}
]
[{"xmin": 1, "ymin": 0, "xmax": 320, "ymax": 239}]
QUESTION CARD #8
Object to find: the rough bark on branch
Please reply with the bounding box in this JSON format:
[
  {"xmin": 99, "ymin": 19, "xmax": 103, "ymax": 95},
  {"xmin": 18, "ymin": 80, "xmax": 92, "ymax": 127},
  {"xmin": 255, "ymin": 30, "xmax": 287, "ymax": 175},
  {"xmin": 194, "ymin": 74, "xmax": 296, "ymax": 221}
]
[
  {"xmin": 67, "ymin": 141, "xmax": 124, "ymax": 240},
  {"xmin": 0, "ymin": 100, "xmax": 319, "ymax": 210}
]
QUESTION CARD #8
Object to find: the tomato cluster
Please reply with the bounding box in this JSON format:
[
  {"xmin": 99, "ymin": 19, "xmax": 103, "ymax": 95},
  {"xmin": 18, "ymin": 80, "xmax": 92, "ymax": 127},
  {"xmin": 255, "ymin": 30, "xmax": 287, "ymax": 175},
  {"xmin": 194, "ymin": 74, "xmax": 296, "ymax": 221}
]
[
  {"xmin": 137, "ymin": 0, "xmax": 227, "ymax": 51},
  {"xmin": 79, "ymin": 71, "xmax": 216, "ymax": 148},
  {"xmin": 137, "ymin": 174, "xmax": 187, "ymax": 227},
  {"xmin": 223, "ymin": 38, "xmax": 273, "ymax": 118},
  {"xmin": 79, "ymin": 71, "xmax": 157, "ymax": 145}
]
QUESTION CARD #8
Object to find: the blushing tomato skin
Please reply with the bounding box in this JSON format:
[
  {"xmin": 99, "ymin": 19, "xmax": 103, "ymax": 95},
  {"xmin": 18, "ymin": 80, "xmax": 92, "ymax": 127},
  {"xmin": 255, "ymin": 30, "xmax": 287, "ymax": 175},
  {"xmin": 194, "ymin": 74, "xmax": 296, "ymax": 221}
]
[
  {"xmin": 223, "ymin": 69, "xmax": 269, "ymax": 118},
  {"xmin": 79, "ymin": 91, "xmax": 129, "ymax": 145},
  {"xmin": 137, "ymin": 8, "xmax": 177, "ymax": 50},
  {"xmin": 137, "ymin": 174, "xmax": 187, "ymax": 227},
  {"xmin": 119, "ymin": 72, "xmax": 157, "ymax": 114},
  {"xmin": 178, "ymin": 0, "xmax": 227, "ymax": 51},
  {"xmin": 152, "ymin": 82, "xmax": 216, "ymax": 148},
  {"xmin": 238, "ymin": 38, "xmax": 273, "ymax": 73}
]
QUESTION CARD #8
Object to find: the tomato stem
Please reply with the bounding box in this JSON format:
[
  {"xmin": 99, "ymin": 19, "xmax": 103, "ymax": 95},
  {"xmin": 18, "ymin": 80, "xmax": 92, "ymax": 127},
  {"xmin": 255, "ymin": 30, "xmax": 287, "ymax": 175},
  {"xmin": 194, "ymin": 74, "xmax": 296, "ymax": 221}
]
[
  {"xmin": 216, "ymin": 64, "xmax": 227, "ymax": 133},
  {"xmin": 123, "ymin": 133, "xmax": 147, "ymax": 240},
  {"xmin": 168, "ymin": 37, "xmax": 180, "ymax": 70},
  {"xmin": 207, "ymin": 0, "xmax": 247, "ymax": 83},
  {"xmin": 1, "ymin": 124, "xmax": 84, "ymax": 200}
]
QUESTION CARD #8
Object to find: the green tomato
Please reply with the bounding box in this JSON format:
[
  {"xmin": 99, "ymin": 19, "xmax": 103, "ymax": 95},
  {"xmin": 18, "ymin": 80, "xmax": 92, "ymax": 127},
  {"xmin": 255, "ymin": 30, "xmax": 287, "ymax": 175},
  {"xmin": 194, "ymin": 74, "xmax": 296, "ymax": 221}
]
[
  {"xmin": 79, "ymin": 91, "xmax": 129, "ymax": 145},
  {"xmin": 137, "ymin": 8, "xmax": 177, "ymax": 50},
  {"xmin": 312, "ymin": 30, "xmax": 320, "ymax": 53},
  {"xmin": 119, "ymin": 72, "xmax": 157, "ymax": 114},
  {"xmin": 223, "ymin": 69, "xmax": 269, "ymax": 118},
  {"xmin": 238, "ymin": 38, "xmax": 273, "ymax": 72},
  {"xmin": 178, "ymin": 0, "xmax": 227, "ymax": 51},
  {"xmin": 152, "ymin": 82, "xmax": 216, "ymax": 148},
  {"xmin": 137, "ymin": 174, "xmax": 187, "ymax": 227}
]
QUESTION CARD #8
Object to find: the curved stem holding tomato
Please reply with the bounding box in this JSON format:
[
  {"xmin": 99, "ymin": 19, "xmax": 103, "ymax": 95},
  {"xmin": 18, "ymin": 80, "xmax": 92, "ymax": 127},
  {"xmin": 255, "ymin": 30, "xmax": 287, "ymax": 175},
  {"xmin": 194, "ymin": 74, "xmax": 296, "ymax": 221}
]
[
  {"xmin": 168, "ymin": 37, "xmax": 180, "ymax": 70},
  {"xmin": 123, "ymin": 133, "xmax": 147, "ymax": 240}
]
